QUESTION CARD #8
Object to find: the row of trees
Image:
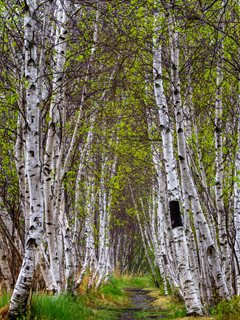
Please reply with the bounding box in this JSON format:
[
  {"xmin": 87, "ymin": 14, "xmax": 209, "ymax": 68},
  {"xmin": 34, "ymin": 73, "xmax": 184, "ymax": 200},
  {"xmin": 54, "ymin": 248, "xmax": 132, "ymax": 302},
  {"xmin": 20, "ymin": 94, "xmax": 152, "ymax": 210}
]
[{"xmin": 0, "ymin": 0, "xmax": 239, "ymax": 318}]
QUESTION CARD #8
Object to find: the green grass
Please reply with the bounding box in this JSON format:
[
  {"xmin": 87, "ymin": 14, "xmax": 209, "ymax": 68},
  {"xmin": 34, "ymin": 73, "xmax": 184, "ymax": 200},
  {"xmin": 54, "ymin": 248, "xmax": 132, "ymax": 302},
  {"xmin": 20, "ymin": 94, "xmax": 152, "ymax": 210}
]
[
  {"xmin": 100, "ymin": 277, "xmax": 123, "ymax": 297},
  {"xmin": 99, "ymin": 275, "xmax": 186, "ymax": 320},
  {"xmin": 97, "ymin": 275, "xmax": 154, "ymax": 308},
  {"xmin": 100, "ymin": 274, "xmax": 154, "ymax": 291},
  {"xmin": 211, "ymin": 296, "xmax": 240, "ymax": 320},
  {"xmin": 128, "ymin": 275, "xmax": 154, "ymax": 288},
  {"xmin": 30, "ymin": 294, "xmax": 95, "ymax": 320},
  {"xmin": 0, "ymin": 275, "xmax": 188, "ymax": 320},
  {"xmin": 0, "ymin": 293, "xmax": 10, "ymax": 308},
  {"xmin": 27, "ymin": 275, "xmax": 140, "ymax": 320}
]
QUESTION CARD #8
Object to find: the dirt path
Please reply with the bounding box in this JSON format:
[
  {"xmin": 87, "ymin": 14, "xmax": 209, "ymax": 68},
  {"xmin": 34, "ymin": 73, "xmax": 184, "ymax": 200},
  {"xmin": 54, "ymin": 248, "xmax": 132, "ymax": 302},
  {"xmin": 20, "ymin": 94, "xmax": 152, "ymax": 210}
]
[{"xmin": 119, "ymin": 288, "xmax": 167, "ymax": 320}]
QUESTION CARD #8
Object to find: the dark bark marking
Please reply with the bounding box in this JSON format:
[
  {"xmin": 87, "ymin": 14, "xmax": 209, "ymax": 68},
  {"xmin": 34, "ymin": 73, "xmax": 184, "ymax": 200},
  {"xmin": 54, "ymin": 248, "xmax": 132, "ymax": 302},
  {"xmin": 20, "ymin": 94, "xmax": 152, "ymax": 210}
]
[
  {"xmin": 169, "ymin": 200, "xmax": 183, "ymax": 229},
  {"xmin": 178, "ymin": 155, "xmax": 185, "ymax": 161}
]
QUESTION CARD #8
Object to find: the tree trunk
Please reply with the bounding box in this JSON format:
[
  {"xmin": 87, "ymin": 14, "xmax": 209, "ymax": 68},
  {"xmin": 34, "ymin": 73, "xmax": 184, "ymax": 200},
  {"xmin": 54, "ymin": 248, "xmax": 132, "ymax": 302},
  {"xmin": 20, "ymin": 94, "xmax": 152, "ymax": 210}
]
[
  {"xmin": 9, "ymin": 1, "xmax": 44, "ymax": 317},
  {"xmin": 153, "ymin": 9, "xmax": 203, "ymax": 312}
]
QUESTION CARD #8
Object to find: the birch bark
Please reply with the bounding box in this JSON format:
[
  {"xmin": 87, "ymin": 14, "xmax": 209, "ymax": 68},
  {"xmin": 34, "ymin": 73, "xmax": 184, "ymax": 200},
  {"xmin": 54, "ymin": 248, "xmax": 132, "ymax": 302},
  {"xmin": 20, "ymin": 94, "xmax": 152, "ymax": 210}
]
[
  {"xmin": 168, "ymin": 10, "xmax": 229, "ymax": 300},
  {"xmin": 74, "ymin": 165, "xmax": 97, "ymax": 290},
  {"xmin": 0, "ymin": 235, "xmax": 12, "ymax": 292},
  {"xmin": 214, "ymin": 1, "xmax": 232, "ymax": 291},
  {"xmin": 146, "ymin": 109, "xmax": 179, "ymax": 292},
  {"xmin": 153, "ymin": 7, "xmax": 203, "ymax": 313},
  {"xmin": 95, "ymin": 155, "xmax": 116, "ymax": 288},
  {"xmin": 234, "ymin": 50, "xmax": 240, "ymax": 294},
  {"xmin": 9, "ymin": 1, "xmax": 44, "ymax": 316},
  {"xmin": 43, "ymin": 0, "xmax": 70, "ymax": 292}
]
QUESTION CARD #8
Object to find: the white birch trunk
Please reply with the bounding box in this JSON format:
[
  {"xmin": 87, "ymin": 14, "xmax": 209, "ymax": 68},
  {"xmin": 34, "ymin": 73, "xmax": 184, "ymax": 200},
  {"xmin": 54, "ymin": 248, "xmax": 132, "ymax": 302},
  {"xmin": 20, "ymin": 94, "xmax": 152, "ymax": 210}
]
[
  {"xmin": 148, "ymin": 193, "xmax": 169, "ymax": 295},
  {"xmin": 95, "ymin": 153, "xmax": 116, "ymax": 288},
  {"xmin": 234, "ymin": 126, "xmax": 240, "ymax": 294},
  {"xmin": 73, "ymin": 133, "xmax": 92, "ymax": 278},
  {"xmin": 9, "ymin": 1, "xmax": 44, "ymax": 316},
  {"xmin": 168, "ymin": 9, "xmax": 230, "ymax": 301},
  {"xmin": 153, "ymin": 11, "xmax": 203, "ymax": 313},
  {"xmin": 169, "ymin": 23, "xmax": 202, "ymax": 300},
  {"xmin": 146, "ymin": 108, "xmax": 178, "ymax": 293},
  {"xmin": 15, "ymin": 115, "xmax": 29, "ymax": 233},
  {"xmin": 74, "ymin": 177, "xmax": 97, "ymax": 289},
  {"xmin": 43, "ymin": 0, "xmax": 70, "ymax": 293},
  {"xmin": 234, "ymin": 49, "xmax": 240, "ymax": 294},
  {"xmin": 95, "ymin": 174, "xmax": 109, "ymax": 288},
  {"xmin": 39, "ymin": 246, "xmax": 56, "ymax": 292},
  {"xmin": 0, "ymin": 235, "xmax": 12, "ymax": 292},
  {"xmin": 214, "ymin": 5, "xmax": 232, "ymax": 291},
  {"xmin": 59, "ymin": 194, "xmax": 74, "ymax": 292},
  {"xmin": 157, "ymin": 168, "xmax": 180, "ymax": 291}
]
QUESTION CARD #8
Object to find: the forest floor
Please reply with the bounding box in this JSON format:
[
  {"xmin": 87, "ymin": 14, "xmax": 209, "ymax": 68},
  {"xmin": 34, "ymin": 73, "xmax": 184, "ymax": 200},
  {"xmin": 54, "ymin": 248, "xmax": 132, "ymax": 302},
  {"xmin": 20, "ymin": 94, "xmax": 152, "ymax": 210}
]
[
  {"xmin": 115, "ymin": 287, "xmax": 213, "ymax": 320},
  {"xmin": 92, "ymin": 276, "xmax": 213, "ymax": 320},
  {"xmin": 119, "ymin": 288, "xmax": 157, "ymax": 319},
  {"xmin": 0, "ymin": 276, "xmax": 215, "ymax": 319}
]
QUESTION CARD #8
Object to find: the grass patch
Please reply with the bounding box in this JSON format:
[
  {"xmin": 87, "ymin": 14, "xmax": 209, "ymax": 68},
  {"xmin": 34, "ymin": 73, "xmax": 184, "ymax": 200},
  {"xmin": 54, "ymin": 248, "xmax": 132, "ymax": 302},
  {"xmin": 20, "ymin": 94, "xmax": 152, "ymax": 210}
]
[
  {"xmin": 0, "ymin": 275, "xmax": 212, "ymax": 320},
  {"xmin": 101, "ymin": 274, "xmax": 154, "ymax": 290},
  {"xmin": 149, "ymin": 290, "xmax": 186, "ymax": 317},
  {"xmin": 97, "ymin": 275, "xmax": 153, "ymax": 308},
  {"xmin": 178, "ymin": 317, "xmax": 213, "ymax": 320},
  {"xmin": 211, "ymin": 296, "xmax": 240, "ymax": 320},
  {"xmin": 0, "ymin": 294, "xmax": 9, "ymax": 309},
  {"xmin": 30, "ymin": 289, "xmax": 125, "ymax": 320},
  {"xmin": 99, "ymin": 275, "xmax": 153, "ymax": 289},
  {"xmin": 148, "ymin": 289, "xmax": 214, "ymax": 320},
  {"xmin": 30, "ymin": 294, "xmax": 95, "ymax": 320},
  {"xmin": 28, "ymin": 275, "xmax": 141, "ymax": 320},
  {"xmin": 128, "ymin": 275, "xmax": 154, "ymax": 289}
]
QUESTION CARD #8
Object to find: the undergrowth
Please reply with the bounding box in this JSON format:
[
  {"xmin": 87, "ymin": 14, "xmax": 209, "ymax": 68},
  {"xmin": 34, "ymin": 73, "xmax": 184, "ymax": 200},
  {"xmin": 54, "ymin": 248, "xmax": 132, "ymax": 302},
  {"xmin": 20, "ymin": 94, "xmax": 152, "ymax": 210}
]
[
  {"xmin": 0, "ymin": 293, "xmax": 9, "ymax": 309},
  {"xmin": 30, "ymin": 294, "xmax": 95, "ymax": 320},
  {"xmin": 28, "ymin": 275, "xmax": 152, "ymax": 319},
  {"xmin": 101, "ymin": 274, "xmax": 154, "ymax": 291},
  {"xmin": 211, "ymin": 296, "xmax": 240, "ymax": 320},
  {"xmin": 0, "ymin": 275, "xmax": 214, "ymax": 320}
]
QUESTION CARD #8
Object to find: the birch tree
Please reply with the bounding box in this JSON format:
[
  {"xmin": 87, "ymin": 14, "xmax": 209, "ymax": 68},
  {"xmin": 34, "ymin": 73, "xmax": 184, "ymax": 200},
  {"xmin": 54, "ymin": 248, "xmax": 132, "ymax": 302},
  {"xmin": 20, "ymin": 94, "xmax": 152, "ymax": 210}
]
[
  {"xmin": 168, "ymin": 4, "xmax": 230, "ymax": 301},
  {"xmin": 9, "ymin": 0, "xmax": 44, "ymax": 317},
  {"xmin": 153, "ymin": 3, "xmax": 203, "ymax": 314},
  {"xmin": 42, "ymin": 0, "xmax": 70, "ymax": 292},
  {"xmin": 234, "ymin": 48, "xmax": 240, "ymax": 294}
]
